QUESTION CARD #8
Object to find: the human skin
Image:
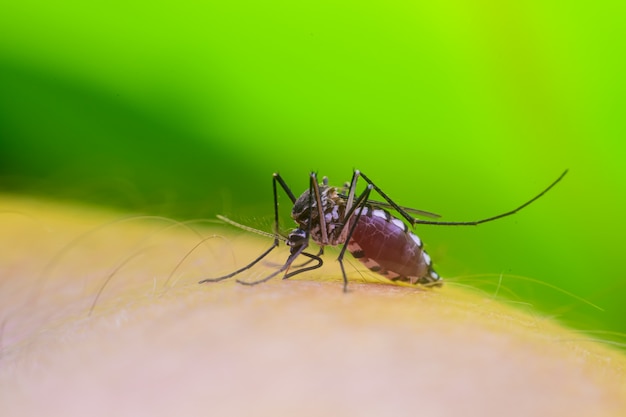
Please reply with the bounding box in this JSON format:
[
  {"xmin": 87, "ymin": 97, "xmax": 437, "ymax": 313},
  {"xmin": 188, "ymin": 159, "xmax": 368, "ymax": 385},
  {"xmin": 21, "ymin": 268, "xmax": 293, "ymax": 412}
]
[{"xmin": 1, "ymin": 194, "xmax": 626, "ymax": 417}]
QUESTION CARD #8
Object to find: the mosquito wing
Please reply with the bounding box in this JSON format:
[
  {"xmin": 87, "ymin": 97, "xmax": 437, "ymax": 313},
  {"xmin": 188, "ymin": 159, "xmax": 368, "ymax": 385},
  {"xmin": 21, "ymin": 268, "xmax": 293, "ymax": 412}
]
[{"xmin": 337, "ymin": 194, "xmax": 441, "ymax": 219}]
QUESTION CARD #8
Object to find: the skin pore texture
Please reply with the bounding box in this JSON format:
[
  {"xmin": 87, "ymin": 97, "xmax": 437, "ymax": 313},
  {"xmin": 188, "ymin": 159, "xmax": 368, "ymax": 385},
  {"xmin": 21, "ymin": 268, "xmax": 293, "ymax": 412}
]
[{"xmin": 1, "ymin": 194, "xmax": 626, "ymax": 417}]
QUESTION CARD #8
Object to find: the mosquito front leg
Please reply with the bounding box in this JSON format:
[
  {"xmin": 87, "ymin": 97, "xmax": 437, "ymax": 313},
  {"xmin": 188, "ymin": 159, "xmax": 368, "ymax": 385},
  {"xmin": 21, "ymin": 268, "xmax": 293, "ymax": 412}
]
[
  {"xmin": 198, "ymin": 243, "xmax": 280, "ymax": 283},
  {"xmin": 235, "ymin": 230, "xmax": 319, "ymax": 286},
  {"xmin": 199, "ymin": 173, "xmax": 298, "ymax": 284}
]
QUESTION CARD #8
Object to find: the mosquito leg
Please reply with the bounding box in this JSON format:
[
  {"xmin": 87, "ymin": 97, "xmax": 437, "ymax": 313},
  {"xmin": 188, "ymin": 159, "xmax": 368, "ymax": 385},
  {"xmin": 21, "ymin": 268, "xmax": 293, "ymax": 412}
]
[
  {"xmin": 236, "ymin": 233, "xmax": 311, "ymax": 286},
  {"xmin": 335, "ymin": 183, "xmax": 374, "ymax": 292},
  {"xmin": 310, "ymin": 172, "xmax": 329, "ymax": 245},
  {"xmin": 273, "ymin": 172, "xmax": 297, "ymax": 203},
  {"xmin": 199, "ymin": 242, "xmax": 279, "ymax": 283},
  {"xmin": 261, "ymin": 247, "xmax": 323, "ymax": 285},
  {"xmin": 292, "ymin": 246, "xmax": 324, "ymax": 268},
  {"xmin": 283, "ymin": 251, "xmax": 323, "ymax": 279},
  {"xmin": 238, "ymin": 232, "xmax": 323, "ymax": 287},
  {"xmin": 344, "ymin": 170, "xmax": 360, "ymax": 213}
]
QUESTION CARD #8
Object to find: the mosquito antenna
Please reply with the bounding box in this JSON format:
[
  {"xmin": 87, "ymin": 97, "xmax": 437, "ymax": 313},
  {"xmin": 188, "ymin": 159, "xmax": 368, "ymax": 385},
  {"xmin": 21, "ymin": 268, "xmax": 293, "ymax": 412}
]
[
  {"xmin": 411, "ymin": 170, "xmax": 568, "ymax": 226},
  {"xmin": 216, "ymin": 215, "xmax": 287, "ymax": 242}
]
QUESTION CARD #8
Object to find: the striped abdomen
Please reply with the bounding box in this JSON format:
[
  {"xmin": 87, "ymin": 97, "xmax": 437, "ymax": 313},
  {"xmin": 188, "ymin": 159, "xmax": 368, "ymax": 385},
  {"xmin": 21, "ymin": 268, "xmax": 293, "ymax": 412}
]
[{"xmin": 346, "ymin": 207, "xmax": 441, "ymax": 286}]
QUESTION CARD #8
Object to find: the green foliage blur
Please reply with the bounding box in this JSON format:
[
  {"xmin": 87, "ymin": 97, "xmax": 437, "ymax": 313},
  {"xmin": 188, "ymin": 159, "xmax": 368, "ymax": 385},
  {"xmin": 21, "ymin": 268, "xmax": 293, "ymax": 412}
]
[{"xmin": 1, "ymin": 2, "xmax": 625, "ymax": 342}]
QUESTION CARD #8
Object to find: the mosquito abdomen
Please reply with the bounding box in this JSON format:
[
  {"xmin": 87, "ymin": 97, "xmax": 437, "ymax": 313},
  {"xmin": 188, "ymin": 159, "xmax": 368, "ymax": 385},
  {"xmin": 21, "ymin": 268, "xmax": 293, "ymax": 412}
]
[{"xmin": 346, "ymin": 206, "xmax": 441, "ymax": 286}]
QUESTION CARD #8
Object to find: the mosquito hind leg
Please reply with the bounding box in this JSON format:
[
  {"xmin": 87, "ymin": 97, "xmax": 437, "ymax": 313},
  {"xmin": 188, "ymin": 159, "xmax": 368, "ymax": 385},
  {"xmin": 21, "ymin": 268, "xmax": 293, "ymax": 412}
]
[{"xmin": 359, "ymin": 170, "xmax": 569, "ymax": 227}]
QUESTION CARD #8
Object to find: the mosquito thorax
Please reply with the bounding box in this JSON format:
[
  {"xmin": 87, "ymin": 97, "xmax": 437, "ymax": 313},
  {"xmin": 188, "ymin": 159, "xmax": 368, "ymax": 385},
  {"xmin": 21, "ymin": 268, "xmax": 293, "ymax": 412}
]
[{"xmin": 291, "ymin": 184, "xmax": 348, "ymax": 246}]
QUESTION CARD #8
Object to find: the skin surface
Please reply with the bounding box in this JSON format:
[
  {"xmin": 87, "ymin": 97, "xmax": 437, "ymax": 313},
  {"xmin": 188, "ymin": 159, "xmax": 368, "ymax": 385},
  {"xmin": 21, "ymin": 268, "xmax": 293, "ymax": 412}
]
[{"xmin": 1, "ymin": 194, "xmax": 626, "ymax": 417}]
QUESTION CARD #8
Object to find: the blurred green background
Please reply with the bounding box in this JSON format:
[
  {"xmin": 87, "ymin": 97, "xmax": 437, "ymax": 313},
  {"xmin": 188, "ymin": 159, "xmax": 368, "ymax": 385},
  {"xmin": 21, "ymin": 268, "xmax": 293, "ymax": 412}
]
[{"xmin": 1, "ymin": 2, "xmax": 625, "ymax": 342}]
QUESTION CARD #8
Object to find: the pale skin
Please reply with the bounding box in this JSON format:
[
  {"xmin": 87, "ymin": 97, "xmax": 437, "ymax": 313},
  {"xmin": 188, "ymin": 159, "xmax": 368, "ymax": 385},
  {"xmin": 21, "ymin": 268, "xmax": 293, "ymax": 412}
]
[{"xmin": 1, "ymin": 194, "xmax": 626, "ymax": 417}]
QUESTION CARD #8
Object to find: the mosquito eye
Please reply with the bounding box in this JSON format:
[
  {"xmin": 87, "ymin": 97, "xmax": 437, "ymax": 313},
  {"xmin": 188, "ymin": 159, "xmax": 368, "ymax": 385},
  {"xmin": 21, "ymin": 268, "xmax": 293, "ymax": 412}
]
[{"xmin": 288, "ymin": 229, "xmax": 306, "ymax": 240}]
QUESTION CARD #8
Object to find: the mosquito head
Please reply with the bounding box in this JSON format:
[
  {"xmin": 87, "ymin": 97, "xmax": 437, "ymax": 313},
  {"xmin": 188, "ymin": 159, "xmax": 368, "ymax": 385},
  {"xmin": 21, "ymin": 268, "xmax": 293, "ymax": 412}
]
[{"xmin": 287, "ymin": 228, "xmax": 308, "ymax": 252}]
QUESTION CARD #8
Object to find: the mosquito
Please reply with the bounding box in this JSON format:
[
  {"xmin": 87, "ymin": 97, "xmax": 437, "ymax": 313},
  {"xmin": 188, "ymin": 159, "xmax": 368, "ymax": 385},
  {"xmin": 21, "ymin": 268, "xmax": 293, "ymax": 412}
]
[{"xmin": 199, "ymin": 170, "xmax": 568, "ymax": 292}]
